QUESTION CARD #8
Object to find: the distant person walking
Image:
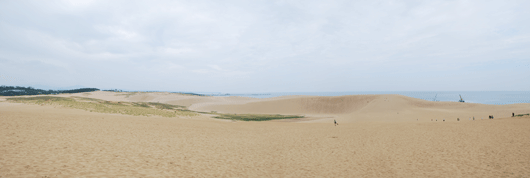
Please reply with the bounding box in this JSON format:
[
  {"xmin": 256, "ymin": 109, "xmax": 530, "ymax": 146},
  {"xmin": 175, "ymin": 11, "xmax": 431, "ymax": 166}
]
[{"xmin": 334, "ymin": 119, "xmax": 338, "ymax": 126}]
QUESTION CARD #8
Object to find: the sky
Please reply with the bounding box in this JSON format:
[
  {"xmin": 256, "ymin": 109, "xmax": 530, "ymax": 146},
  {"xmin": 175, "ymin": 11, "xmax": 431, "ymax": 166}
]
[{"xmin": 0, "ymin": 0, "xmax": 529, "ymax": 92}]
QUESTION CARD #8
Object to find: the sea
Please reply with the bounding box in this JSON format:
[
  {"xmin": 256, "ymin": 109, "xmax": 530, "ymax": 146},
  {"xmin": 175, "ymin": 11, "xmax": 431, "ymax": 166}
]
[{"xmin": 196, "ymin": 91, "xmax": 530, "ymax": 105}]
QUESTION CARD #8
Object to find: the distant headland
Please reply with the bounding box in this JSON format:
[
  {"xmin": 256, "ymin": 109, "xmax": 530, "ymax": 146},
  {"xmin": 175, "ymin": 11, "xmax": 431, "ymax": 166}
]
[
  {"xmin": 0, "ymin": 86, "xmax": 100, "ymax": 96},
  {"xmin": 0, "ymin": 86, "xmax": 205, "ymax": 97}
]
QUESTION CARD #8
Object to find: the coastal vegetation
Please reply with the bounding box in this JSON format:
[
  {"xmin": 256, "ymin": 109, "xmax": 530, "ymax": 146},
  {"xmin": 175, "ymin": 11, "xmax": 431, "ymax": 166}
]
[
  {"xmin": 6, "ymin": 96, "xmax": 304, "ymax": 121},
  {"xmin": 0, "ymin": 86, "xmax": 99, "ymax": 96},
  {"xmin": 147, "ymin": 102, "xmax": 186, "ymax": 110},
  {"xmin": 6, "ymin": 96, "xmax": 197, "ymax": 117},
  {"xmin": 212, "ymin": 113, "xmax": 304, "ymax": 121}
]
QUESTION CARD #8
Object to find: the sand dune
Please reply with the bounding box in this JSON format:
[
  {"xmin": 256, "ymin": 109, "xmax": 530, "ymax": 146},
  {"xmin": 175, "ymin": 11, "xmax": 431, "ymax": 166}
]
[
  {"xmin": 1, "ymin": 92, "xmax": 530, "ymax": 177},
  {"xmin": 60, "ymin": 92, "xmax": 530, "ymax": 122},
  {"xmin": 190, "ymin": 95, "xmax": 379, "ymax": 115},
  {"xmin": 189, "ymin": 93, "xmax": 530, "ymax": 123}
]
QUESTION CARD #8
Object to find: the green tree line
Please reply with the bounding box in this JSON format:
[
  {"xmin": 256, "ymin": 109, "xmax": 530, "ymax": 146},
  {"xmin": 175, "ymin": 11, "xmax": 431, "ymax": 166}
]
[{"xmin": 0, "ymin": 86, "xmax": 99, "ymax": 96}]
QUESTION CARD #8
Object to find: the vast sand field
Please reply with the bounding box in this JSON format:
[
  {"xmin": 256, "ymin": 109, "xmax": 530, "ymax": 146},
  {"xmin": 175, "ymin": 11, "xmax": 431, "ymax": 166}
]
[{"xmin": 1, "ymin": 91, "xmax": 530, "ymax": 177}]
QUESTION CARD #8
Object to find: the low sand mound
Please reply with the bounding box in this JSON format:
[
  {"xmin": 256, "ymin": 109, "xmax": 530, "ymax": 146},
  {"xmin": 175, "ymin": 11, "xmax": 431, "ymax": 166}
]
[
  {"xmin": 192, "ymin": 95, "xmax": 380, "ymax": 115},
  {"xmin": 192, "ymin": 94, "xmax": 464, "ymax": 115}
]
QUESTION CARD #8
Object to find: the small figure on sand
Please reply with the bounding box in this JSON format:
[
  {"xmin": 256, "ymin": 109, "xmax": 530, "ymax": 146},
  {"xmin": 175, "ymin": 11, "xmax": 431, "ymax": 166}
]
[
  {"xmin": 334, "ymin": 119, "xmax": 338, "ymax": 126},
  {"xmin": 443, "ymin": 119, "xmax": 445, "ymax": 122}
]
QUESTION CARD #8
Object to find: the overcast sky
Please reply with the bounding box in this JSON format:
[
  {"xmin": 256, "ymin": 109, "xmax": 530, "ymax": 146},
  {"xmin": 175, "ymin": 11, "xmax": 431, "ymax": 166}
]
[{"xmin": 1, "ymin": 0, "xmax": 529, "ymax": 92}]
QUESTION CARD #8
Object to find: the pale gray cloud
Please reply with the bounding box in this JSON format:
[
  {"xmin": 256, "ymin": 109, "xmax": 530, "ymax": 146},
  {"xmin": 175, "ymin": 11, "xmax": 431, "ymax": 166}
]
[{"xmin": 0, "ymin": 0, "xmax": 529, "ymax": 92}]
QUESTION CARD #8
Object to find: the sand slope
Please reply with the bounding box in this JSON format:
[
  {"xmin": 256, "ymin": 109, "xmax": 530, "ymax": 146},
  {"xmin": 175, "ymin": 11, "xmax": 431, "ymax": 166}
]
[
  {"xmin": 189, "ymin": 94, "xmax": 530, "ymax": 123},
  {"xmin": 1, "ymin": 92, "xmax": 530, "ymax": 177}
]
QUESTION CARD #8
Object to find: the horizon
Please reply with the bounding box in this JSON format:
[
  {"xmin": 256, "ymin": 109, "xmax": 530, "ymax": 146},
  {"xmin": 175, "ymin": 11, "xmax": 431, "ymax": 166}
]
[
  {"xmin": 1, "ymin": 0, "xmax": 529, "ymax": 92},
  {"xmin": 3, "ymin": 85, "xmax": 530, "ymax": 105},
  {"xmin": 5, "ymin": 85, "xmax": 530, "ymax": 93}
]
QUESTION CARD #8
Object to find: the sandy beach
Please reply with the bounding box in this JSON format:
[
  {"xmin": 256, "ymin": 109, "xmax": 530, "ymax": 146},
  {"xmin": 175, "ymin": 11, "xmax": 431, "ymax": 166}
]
[{"xmin": 1, "ymin": 91, "xmax": 530, "ymax": 177}]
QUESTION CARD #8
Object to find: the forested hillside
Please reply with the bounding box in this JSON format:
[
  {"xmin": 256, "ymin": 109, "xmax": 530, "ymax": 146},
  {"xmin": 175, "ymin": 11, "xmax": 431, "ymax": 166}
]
[{"xmin": 0, "ymin": 86, "xmax": 99, "ymax": 96}]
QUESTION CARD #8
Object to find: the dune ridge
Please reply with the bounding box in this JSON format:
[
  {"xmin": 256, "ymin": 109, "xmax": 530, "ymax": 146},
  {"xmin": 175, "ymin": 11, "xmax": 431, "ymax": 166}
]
[{"xmin": 44, "ymin": 91, "xmax": 530, "ymax": 123}]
